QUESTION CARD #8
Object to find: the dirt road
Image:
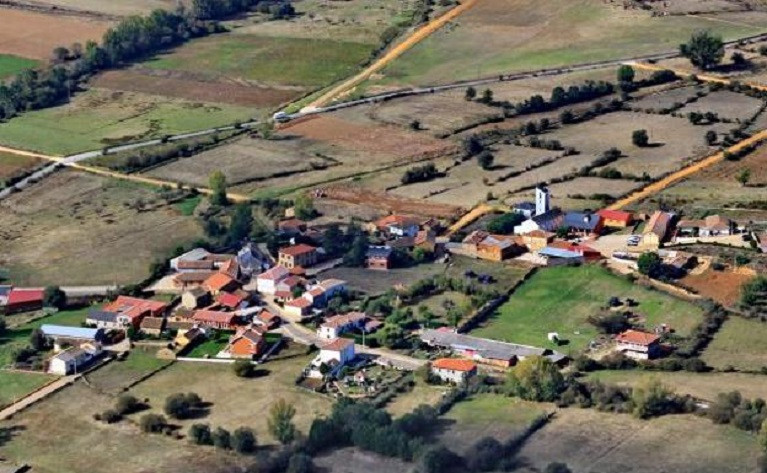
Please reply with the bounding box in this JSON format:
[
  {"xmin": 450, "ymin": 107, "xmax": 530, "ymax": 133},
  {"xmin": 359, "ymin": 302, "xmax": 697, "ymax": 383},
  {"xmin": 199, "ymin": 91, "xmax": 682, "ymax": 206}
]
[{"xmin": 303, "ymin": 0, "xmax": 480, "ymax": 111}]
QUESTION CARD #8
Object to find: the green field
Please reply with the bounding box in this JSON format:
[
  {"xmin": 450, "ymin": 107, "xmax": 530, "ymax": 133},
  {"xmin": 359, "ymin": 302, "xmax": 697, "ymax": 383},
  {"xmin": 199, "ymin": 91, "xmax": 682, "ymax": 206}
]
[
  {"xmin": 145, "ymin": 34, "xmax": 373, "ymax": 88},
  {"xmin": 374, "ymin": 0, "xmax": 767, "ymax": 87},
  {"xmin": 472, "ymin": 265, "xmax": 704, "ymax": 352},
  {"xmin": 86, "ymin": 346, "xmax": 171, "ymax": 393},
  {"xmin": 183, "ymin": 332, "xmax": 230, "ymax": 358},
  {"xmin": 0, "ymin": 54, "xmax": 38, "ymax": 79},
  {"xmin": 701, "ymin": 317, "xmax": 767, "ymax": 372},
  {"xmin": 0, "ymin": 370, "xmax": 55, "ymax": 407},
  {"xmin": 174, "ymin": 195, "xmax": 201, "ymax": 216},
  {"xmin": 0, "ymin": 88, "xmax": 255, "ymax": 155}
]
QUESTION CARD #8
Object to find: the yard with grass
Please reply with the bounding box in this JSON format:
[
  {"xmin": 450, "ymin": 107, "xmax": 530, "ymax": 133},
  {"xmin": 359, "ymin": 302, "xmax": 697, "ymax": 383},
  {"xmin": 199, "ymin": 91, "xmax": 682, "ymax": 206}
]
[
  {"xmin": 0, "ymin": 370, "xmax": 56, "ymax": 408},
  {"xmin": 86, "ymin": 346, "xmax": 172, "ymax": 394},
  {"xmin": 385, "ymin": 378, "xmax": 448, "ymax": 417},
  {"xmin": 0, "ymin": 54, "xmax": 37, "ymax": 79},
  {"xmin": 701, "ymin": 316, "xmax": 767, "ymax": 372},
  {"xmin": 182, "ymin": 332, "xmax": 231, "ymax": 358},
  {"xmin": 127, "ymin": 354, "xmax": 332, "ymax": 445},
  {"xmin": 471, "ymin": 264, "xmax": 704, "ymax": 352}
]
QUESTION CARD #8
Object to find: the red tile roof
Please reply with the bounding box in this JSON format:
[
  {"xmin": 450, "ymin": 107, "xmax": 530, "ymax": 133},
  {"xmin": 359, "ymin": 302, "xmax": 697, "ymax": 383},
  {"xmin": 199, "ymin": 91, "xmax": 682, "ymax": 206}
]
[
  {"xmin": 257, "ymin": 266, "xmax": 289, "ymax": 281},
  {"xmin": 616, "ymin": 329, "xmax": 660, "ymax": 346},
  {"xmin": 322, "ymin": 338, "xmax": 354, "ymax": 351},
  {"xmin": 279, "ymin": 244, "xmax": 316, "ymax": 257},
  {"xmin": 597, "ymin": 209, "xmax": 633, "ymax": 224},
  {"xmin": 204, "ymin": 272, "xmax": 237, "ymax": 292},
  {"xmin": 432, "ymin": 358, "xmax": 477, "ymax": 372},
  {"xmin": 7, "ymin": 288, "xmax": 44, "ymax": 305},
  {"xmin": 104, "ymin": 296, "xmax": 167, "ymax": 321},
  {"xmin": 217, "ymin": 292, "xmax": 244, "ymax": 309},
  {"xmin": 286, "ymin": 297, "xmax": 312, "ymax": 308},
  {"xmin": 192, "ymin": 310, "xmax": 236, "ymax": 325}
]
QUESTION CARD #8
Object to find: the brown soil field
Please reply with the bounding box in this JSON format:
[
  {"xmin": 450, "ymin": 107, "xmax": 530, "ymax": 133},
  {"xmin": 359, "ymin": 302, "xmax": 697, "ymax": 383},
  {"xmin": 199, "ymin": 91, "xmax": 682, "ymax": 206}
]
[
  {"xmin": 0, "ymin": 152, "xmax": 42, "ymax": 179},
  {"xmin": 321, "ymin": 185, "xmax": 464, "ymax": 218},
  {"xmin": 93, "ymin": 69, "xmax": 301, "ymax": 108},
  {"xmin": 0, "ymin": 8, "xmax": 111, "ymax": 59},
  {"xmin": 631, "ymin": 85, "xmax": 706, "ymax": 111},
  {"xmin": 0, "ymin": 170, "xmax": 203, "ymax": 286},
  {"xmin": 517, "ymin": 409, "xmax": 761, "ymax": 473},
  {"xmin": 681, "ymin": 267, "xmax": 754, "ymax": 307}
]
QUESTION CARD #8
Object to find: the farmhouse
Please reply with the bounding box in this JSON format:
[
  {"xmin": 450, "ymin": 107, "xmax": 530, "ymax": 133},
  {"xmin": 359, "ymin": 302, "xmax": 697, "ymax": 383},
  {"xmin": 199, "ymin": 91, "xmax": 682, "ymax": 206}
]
[
  {"xmin": 40, "ymin": 325, "xmax": 104, "ymax": 351},
  {"xmin": 4, "ymin": 288, "xmax": 44, "ymax": 314},
  {"xmin": 431, "ymin": 358, "xmax": 477, "ymax": 384},
  {"xmin": 420, "ymin": 329, "xmax": 566, "ymax": 368},
  {"xmin": 278, "ymin": 244, "xmax": 318, "ymax": 269},
  {"xmin": 366, "ymin": 245, "xmax": 393, "ymax": 270},
  {"xmin": 311, "ymin": 338, "xmax": 356, "ymax": 377},
  {"xmin": 597, "ymin": 209, "xmax": 633, "ymax": 228},
  {"xmin": 48, "ymin": 343, "xmax": 103, "ymax": 375},
  {"xmin": 317, "ymin": 312, "xmax": 367, "ymax": 340},
  {"xmin": 256, "ymin": 265, "xmax": 290, "ymax": 295},
  {"xmin": 615, "ymin": 329, "xmax": 661, "ymax": 360},
  {"xmin": 216, "ymin": 291, "xmax": 247, "ymax": 311},
  {"xmin": 562, "ymin": 212, "xmax": 603, "ymax": 236},
  {"xmin": 181, "ymin": 287, "xmax": 212, "ymax": 309},
  {"xmin": 285, "ymin": 297, "xmax": 313, "ymax": 318},
  {"xmin": 677, "ymin": 215, "xmax": 734, "ymax": 238},
  {"xmin": 226, "ymin": 326, "xmax": 267, "ymax": 359},
  {"xmin": 192, "ymin": 310, "xmax": 237, "ymax": 330},
  {"xmin": 641, "ymin": 211, "xmax": 675, "ymax": 249},
  {"xmin": 92, "ymin": 296, "xmax": 168, "ymax": 329},
  {"xmin": 462, "ymin": 231, "xmax": 525, "ymax": 262},
  {"xmin": 204, "ymin": 272, "xmax": 239, "ymax": 295}
]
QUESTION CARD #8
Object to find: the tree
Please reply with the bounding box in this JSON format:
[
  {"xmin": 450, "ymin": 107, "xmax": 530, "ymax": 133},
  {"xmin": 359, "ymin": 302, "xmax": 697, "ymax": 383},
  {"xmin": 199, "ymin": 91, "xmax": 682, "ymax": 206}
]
[
  {"xmin": 486, "ymin": 213, "xmax": 524, "ymax": 234},
  {"xmin": 505, "ymin": 356, "xmax": 565, "ymax": 402},
  {"xmin": 212, "ymin": 427, "xmax": 231, "ymax": 449},
  {"xmin": 409, "ymin": 119, "xmax": 421, "ymax": 131},
  {"xmin": 705, "ymin": 129, "xmax": 717, "ymax": 145},
  {"xmin": 737, "ymin": 168, "xmax": 751, "ymax": 187},
  {"xmin": 637, "ymin": 252, "xmax": 663, "ymax": 278},
  {"xmin": 477, "ymin": 150, "xmax": 494, "ymax": 170},
  {"xmin": 680, "ymin": 30, "xmax": 725, "ymax": 70},
  {"xmin": 233, "ymin": 359, "xmax": 254, "ymax": 378},
  {"xmin": 115, "ymin": 394, "xmax": 141, "ymax": 415},
  {"xmin": 268, "ymin": 399, "xmax": 297, "ymax": 444},
  {"xmin": 631, "ymin": 377, "xmax": 675, "ymax": 419},
  {"xmin": 417, "ymin": 446, "xmax": 460, "ymax": 473},
  {"xmin": 232, "ymin": 427, "xmax": 257, "ymax": 453},
  {"xmin": 294, "ymin": 194, "xmax": 315, "ymax": 220},
  {"xmin": 343, "ymin": 233, "xmax": 369, "ymax": 267},
  {"xmin": 632, "ymin": 129, "xmax": 650, "ymax": 147},
  {"xmin": 29, "ymin": 328, "xmax": 49, "ymax": 352},
  {"xmin": 465, "ymin": 86, "xmax": 476, "ymax": 101},
  {"xmin": 189, "ymin": 423, "xmax": 213, "ymax": 445},
  {"xmin": 555, "ymin": 226, "xmax": 569, "ymax": 239},
  {"xmin": 322, "ymin": 224, "xmax": 345, "ymax": 257},
  {"xmin": 43, "ymin": 286, "xmax": 66, "ymax": 309},
  {"xmin": 208, "ymin": 170, "xmax": 228, "ymax": 206},
  {"xmin": 164, "ymin": 392, "xmax": 201, "ymax": 419},
  {"xmin": 479, "ymin": 88, "xmax": 493, "ymax": 104},
  {"xmin": 617, "ymin": 65, "xmax": 635, "ymax": 83},
  {"xmin": 227, "ymin": 204, "xmax": 253, "ymax": 244},
  {"xmin": 0, "ymin": 318, "xmax": 5, "ymax": 337},
  {"xmin": 139, "ymin": 414, "xmax": 167, "ymax": 433}
]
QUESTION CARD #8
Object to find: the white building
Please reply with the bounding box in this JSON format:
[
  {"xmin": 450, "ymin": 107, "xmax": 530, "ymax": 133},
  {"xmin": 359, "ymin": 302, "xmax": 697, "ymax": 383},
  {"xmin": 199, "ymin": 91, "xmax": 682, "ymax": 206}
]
[
  {"xmin": 615, "ymin": 330, "xmax": 661, "ymax": 360},
  {"xmin": 48, "ymin": 343, "xmax": 102, "ymax": 375},
  {"xmin": 535, "ymin": 185, "xmax": 550, "ymax": 216},
  {"xmin": 317, "ymin": 312, "xmax": 367, "ymax": 340},
  {"xmin": 431, "ymin": 358, "xmax": 477, "ymax": 384},
  {"xmin": 309, "ymin": 338, "xmax": 356, "ymax": 378},
  {"xmin": 256, "ymin": 266, "xmax": 290, "ymax": 295}
]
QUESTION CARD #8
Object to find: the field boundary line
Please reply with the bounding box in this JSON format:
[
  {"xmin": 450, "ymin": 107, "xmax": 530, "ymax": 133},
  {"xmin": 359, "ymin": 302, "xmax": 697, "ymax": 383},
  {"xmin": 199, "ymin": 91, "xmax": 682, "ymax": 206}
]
[{"xmin": 303, "ymin": 0, "xmax": 480, "ymax": 110}]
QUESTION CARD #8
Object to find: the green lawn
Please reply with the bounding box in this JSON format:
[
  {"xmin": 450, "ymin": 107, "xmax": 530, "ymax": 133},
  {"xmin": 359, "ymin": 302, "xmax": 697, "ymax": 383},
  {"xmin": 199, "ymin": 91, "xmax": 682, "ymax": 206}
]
[
  {"xmin": 0, "ymin": 370, "xmax": 56, "ymax": 407},
  {"xmin": 374, "ymin": 0, "xmax": 767, "ymax": 86},
  {"xmin": 471, "ymin": 264, "xmax": 703, "ymax": 352},
  {"xmin": 145, "ymin": 34, "xmax": 373, "ymax": 88},
  {"xmin": 0, "ymin": 88, "xmax": 256, "ymax": 155},
  {"xmin": 701, "ymin": 317, "xmax": 767, "ymax": 372},
  {"xmin": 183, "ymin": 332, "xmax": 231, "ymax": 358},
  {"xmin": 444, "ymin": 394, "xmax": 547, "ymax": 426},
  {"xmin": 174, "ymin": 195, "xmax": 201, "ymax": 216},
  {"xmin": 0, "ymin": 54, "xmax": 38, "ymax": 79}
]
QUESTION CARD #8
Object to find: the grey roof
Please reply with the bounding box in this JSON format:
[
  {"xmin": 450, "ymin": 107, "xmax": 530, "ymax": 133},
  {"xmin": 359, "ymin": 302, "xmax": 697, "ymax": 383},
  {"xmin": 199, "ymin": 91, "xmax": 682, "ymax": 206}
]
[
  {"xmin": 87, "ymin": 310, "xmax": 118, "ymax": 323},
  {"xmin": 421, "ymin": 329, "xmax": 567, "ymax": 364},
  {"xmin": 0, "ymin": 285, "xmax": 12, "ymax": 297},
  {"xmin": 514, "ymin": 202, "xmax": 536, "ymax": 210},
  {"xmin": 531, "ymin": 209, "xmax": 563, "ymax": 230},
  {"xmin": 538, "ymin": 247, "xmax": 583, "ymax": 259},
  {"xmin": 41, "ymin": 325, "xmax": 102, "ymax": 340},
  {"xmin": 563, "ymin": 212, "xmax": 601, "ymax": 231}
]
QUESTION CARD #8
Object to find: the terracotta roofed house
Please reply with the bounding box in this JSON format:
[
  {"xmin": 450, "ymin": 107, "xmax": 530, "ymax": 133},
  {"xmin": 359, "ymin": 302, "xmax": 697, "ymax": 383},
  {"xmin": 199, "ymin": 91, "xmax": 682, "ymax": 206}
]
[
  {"xmin": 641, "ymin": 211, "xmax": 674, "ymax": 249},
  {"xmin": 227, "ymin": 326, "xmax": 267, "ymax": 359},
  {"xmin": 278, "ymin": 244, "xmax": 318, "ymax": 269},
  {"xmin": 204, "ymin": 272, "xmax": 239, "ymax": 295},
  {"xmin": 97, "ymin": 296, "xmax": 168, "ymax": 329},
  {"xmin": 317, "ymin": 312, "xmax": 367, "ymax": 340},
  {"xmin": 677, "ymin": 215, "xmax": 733, "ymax": 238},
  {"xmin": 192, "ymin": 310, "xmax": 237, "ymax": 330},
  {"xmin": 615, "ymin": 329, "xmax": 661, "ymax": 360},
  {"xmin": 256, "ymin": 265, "xmax": 290, "ymax": 295},
  {"xmin": 285, "ymin": 297, "xmax": 313, "ymax": 318},
  {"xmin": 431, "ymin": 358, "xmax": 478, "ymax": 383}
]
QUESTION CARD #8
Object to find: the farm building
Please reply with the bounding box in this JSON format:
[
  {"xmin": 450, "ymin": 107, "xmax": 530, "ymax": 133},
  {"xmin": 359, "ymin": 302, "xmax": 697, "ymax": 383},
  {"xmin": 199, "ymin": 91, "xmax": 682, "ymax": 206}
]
[
  {"xmin": 641, "ymin": 211, "xmax": 675, "ymax": 249},
  {"xmin": 191, "ymin": 310, "xmax": 237, "ymax": 330},
  {"xmin": 520, "ymin": 230, "xmax": 554, "ymax": 252},
  {"xmin": 48, "ymin": 343, "xmax": 103, "ymax": 375},
  {"xmin": 536, "ymin": 247, "xmax": 585, "ymax": 267},
  {"xmin": 462, "ymin": 231, "xmax": 525, "ymax": 262},
  {"xmin": 204, "ymin": 272, "xmax": 239, "ymax": 295},
  {"xmin": 677, "ymin": 215, "xmax": 734, "ymax": 238},
  {"xmin": 597, "ymin": 209, "xmax": 633, "ymax": 228},
  {"xmin": 40, "ymin": 325, "xmax": 104, "ymax": 351},
  {"xmin": 181, "ymin": 287, "xmax": 212, "ymax": 310},
  {"xmin": 431, "ymin": 358, "xmax": 477, "ymax": 384},
  {"xmin": 87, "ymin": 296, "xmax": 168, "ymax": 329},
  {"xmin": 285, "ymin": 297, "xmax": 313, "ymax": 318},
  {"xmin": 562, "ymin": 212, "xmax": 604, "ymax": 236},
  {"xmin": 140, "ymin": 317, "xmax": 166, "ymax": 336},
  {"xmin": 3, "ymin": 288, "xmax": 44, "ymax": 314},
  {"xmin": 420, "ymin": 329, "xmax": 566, "ymax": 367},
  {"xmin": 615, "ymin": 329, "xmax": 661, "ymax": 360}
]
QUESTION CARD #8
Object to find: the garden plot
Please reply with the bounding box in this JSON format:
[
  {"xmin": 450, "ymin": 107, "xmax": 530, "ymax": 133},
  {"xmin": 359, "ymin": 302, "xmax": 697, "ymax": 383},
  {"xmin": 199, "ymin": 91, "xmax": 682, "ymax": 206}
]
[
  {"xmin": 677, "ymin": 90, "xmax": 766, "ymax": 122},
  {"xmin": 548, "ymin": 111, "xmax": 715, "ymax": 177}
]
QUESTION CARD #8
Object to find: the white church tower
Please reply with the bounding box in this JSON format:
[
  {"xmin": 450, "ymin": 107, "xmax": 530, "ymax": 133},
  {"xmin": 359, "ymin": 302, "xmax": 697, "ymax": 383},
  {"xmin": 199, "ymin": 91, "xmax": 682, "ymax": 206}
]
[{"xmin": 535, "ymin": 185, "xmax": 550, "ymax": 216}]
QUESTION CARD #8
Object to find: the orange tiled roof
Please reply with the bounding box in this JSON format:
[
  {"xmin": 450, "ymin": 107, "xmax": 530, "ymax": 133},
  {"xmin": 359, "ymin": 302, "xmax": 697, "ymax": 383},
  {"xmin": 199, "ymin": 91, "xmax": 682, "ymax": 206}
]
[
  {"xmin": 432, "ymin": 358, "xmax": 477, "ymax": 372},
  {"xmin": 616, "ymin": 329, "xmax": 660, "ymax": 346},
  {"xmin": 204, "ymin": 272, "xmax": 236, "ymax": 291},
  {"xmin": 279, "ymin": 244, "xmax": 316, "ymax": 257}
]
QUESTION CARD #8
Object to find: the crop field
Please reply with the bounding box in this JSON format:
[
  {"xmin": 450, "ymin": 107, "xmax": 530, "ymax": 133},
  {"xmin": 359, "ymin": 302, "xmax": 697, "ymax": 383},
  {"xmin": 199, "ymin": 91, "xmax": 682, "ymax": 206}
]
[
  {"xmin": 127, "ymin": 355, "xmax": 332, "ymax": 445},
  {"xmin": 437, "ymin": 394, "xmax": 549, "ymax": 456},
  {"xmin": 371, "ymin": 0, "xmax": 767, "ymax": 87},
  {"xmin": 0, "ymin": 171, "xmax": 203, "ymax": 286},
  {"xmin": 677, "ymin": 90, "xmax": 766, "ymax": 122},
  {"xmin": 0, "ymin": 88, "xmax": 255, "ymax": 155},
  {"xmin": 472, "ymin": 264, "xmax": 704, "ymax": 352},
  {"xmin": 26, "ymin": 0, "xmax": 186, "ymax": 16},
  {"xmin": 541, "ymin": 177, "xmax": 643, "ymax": 200},
  {"xmin": 701, "ymin": 316, "xmax": 767, "ymax": 372},
  {"xmin": 517, "ymin": 408, "xmax": 760, "ymax": 473},
  {"xmin": 0, "ymin": 54, "xmax": 38, "ymax": 79},
  {"xmin": 0, "ymin": 8, "xmax": 110, "ymax": 60},
  {"xmin": 0, "ymin": 152, "xmax": 42, "ymax": 180},
  {"xmin": 0, "ymin": 381, "xmax": 245, "ymax": 473},
  {"xmin": 630, "ymin": 85, "xmax": 705, "ymax": 111},
  {"xmin": 586, "ymin": 370, "xmax": 767, "ymax": 402}
]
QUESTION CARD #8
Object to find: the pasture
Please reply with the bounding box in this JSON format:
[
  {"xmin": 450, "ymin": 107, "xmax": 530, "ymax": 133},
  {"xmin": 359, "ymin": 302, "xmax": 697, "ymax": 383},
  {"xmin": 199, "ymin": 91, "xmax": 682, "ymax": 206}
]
[
  {"xmin": 26, "ymin": 0, "xmax": 186, "ymax": 16},
  {"xmin": 0, "ymin": 88, "xmax": 255, "ymax": 155},
  {"xmin": 471, "ymin": 264, "xmax": 704, "ymax": 352},
  {"xmin": 373, "ymin": 0, "xmax": 767, "ymax": 87},
  {"xmin": 0, "ymin": 8, "xmax": 110, "ymax": 60},
  {"xmin": 0, "ymin": 171, "xmax": 203, "ymax": 286},
  {"xmin": 701, "ymin": 316, "xmax": 767, "ymax": 372},
  {"xmin": 0, "ymin": 152, "xmax": 42, "ymax": 180},
  {"xmin": 385, "ymin": 379, "xmax": 448, "ymax": 418},
  {"xmin": 0, "ymin": 54, "xmax": 38, "ymax": 79},
  {"xmin": 0, "ymin": 371, "xmax": 55, "ymax": 408}
]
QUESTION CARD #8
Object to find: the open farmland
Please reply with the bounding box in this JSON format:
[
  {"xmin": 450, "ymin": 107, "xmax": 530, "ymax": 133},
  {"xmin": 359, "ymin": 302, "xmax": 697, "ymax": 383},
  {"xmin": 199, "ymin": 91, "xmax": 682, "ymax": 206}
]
[
  {"xmin": 517, "ymin": 408, "xmax": 761, "ymax": 473},
  {"xmin": 0, "ymin": 381, "xmax": 245, "ymax": 473},
  {"xmin": 0, "ymin": 152, "xmax": 42, "ymax": 180},
  {"xmin": 127, "ymin": 354, "xmax": 332, "ymax": 445},
  {"xmin": 370, "ymin": 0, "xmax": 767, "ymax": 87},
  {"xmin": 544, "ymin": 177, "xmax": 643, "ymax": 200},
  {"xmin": 18, "ymin": 0, "xmax": 187, "ymax": 16},
  {"xmin": 0, "ymin": 54, "xmax": 38, "ymax": 79},
  {"xmin": 0, "ymin": 8, "xmax": 110, "ymax": 60},
  {"xmin": 472, "ymin": 264, "xmax": 704, "ymax": 352},
  {"xmin": 701, "ymin": 316, "xmax": 767, "ymax": 372},
  {"xmin": 587, "ymin": 370, "xmax": 767, "ymax": 402},
  {"xmin": 0, "ymin": 171, "xmax": 203, "ymax": 286},
  {"xmin": 0, "ymin": 88, "xmax": 255, "ymax": 155},
  {"xmin": 681, "ymin": 266, "xmax": 754, "ymax": 307},
  {"xmin": 678, "ymin": 90, "xmax": 766, "ymax": 121},
  {"xmin": 0, "ymin": 371, "xmax": 55, "ymax": 409}
]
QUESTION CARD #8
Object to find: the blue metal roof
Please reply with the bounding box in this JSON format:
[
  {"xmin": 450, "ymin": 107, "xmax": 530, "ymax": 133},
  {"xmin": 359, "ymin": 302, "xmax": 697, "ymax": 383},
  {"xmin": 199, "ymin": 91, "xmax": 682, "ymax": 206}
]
[
  {"xmin": 40, "ymin": 324, "xmax": 102, "ymax": 339},
  {"xmin": 538, "ymin": 247, "xmax": 582, "ymax": 259}
]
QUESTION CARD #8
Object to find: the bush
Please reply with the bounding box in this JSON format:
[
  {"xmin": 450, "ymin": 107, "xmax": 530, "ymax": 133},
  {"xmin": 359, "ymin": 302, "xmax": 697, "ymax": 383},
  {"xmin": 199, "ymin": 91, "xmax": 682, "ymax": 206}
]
[
  {"xmin": 505, "ymin": 356, "xmax": 565, "ymax": 402},
  {"xmin": 100, "ymin": 409, "xmax": 122, "ymax": 424},
  {"xmin": 189, "ymin": 423, "xmax": 213, "ymax": 445},
  {"xmin": 115, "ymin": 394, "xmax": 141, "ymax": 415},
  {"xmin": 164, "ymin": 392, "xmax": 203, "ymax": 419},
  {"xmin": 632, "ymin": 129, "xmax": 649, "ymax": 147},
  {"xmin": 139, "ymin": 414, "xmax": 167, "ymax": 433},
  {"xmin": 233, "ymin": 359, "xmax": 255, "ymax": 378},
  {"xmin": 232, "ymin": 427, "xmax": 257, "ymax": 453},
  {"xmin": 212, "ymin": 427, "xmax": 231, "ymax": 449}
]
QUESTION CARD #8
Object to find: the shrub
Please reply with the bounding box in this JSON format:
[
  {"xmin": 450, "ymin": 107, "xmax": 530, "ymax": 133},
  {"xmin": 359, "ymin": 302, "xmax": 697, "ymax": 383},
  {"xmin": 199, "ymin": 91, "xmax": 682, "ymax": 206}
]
[
  {"xmin": 212, "ymin": 427, "xmax": 232, "ymax": 449},
  {"xmin": 189, "ymin": 423, "xmax": 213, "ymax": 445},
  {"xmin": 233, "ymin": 359, "xmax": 255, "ymax": 378},
  {"xmin": 232, "ymin": 427, "xmax": 257, "ymax": 453},
  {"xmin": 115, "ymin": 394, "xmax": 141, "ymax": 415},
  {"xmin": 139, "ymin": 414, "xmax": 167, "ymax": 433}
]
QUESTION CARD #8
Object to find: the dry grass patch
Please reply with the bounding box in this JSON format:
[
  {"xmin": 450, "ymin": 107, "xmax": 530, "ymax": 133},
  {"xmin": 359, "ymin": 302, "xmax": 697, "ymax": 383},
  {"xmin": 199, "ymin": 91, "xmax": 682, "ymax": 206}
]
[
  {"xmin": 702, "ymin": 316, "xmax": 767, "ymax": 372},
  {"xmin": 0, "ymin": 152, "xmax": 42, "ymax": 180},
  {"xmin": 678, "ymin": 90, "xmax": 765, "ymax": 121}
]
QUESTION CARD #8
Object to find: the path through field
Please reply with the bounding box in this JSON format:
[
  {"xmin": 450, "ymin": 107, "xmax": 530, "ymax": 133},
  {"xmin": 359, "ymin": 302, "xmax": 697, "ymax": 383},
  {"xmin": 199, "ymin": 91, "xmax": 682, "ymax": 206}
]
[{"xmin": 302, "ymin": 0, "xmax": 480, "ymax": 111}]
